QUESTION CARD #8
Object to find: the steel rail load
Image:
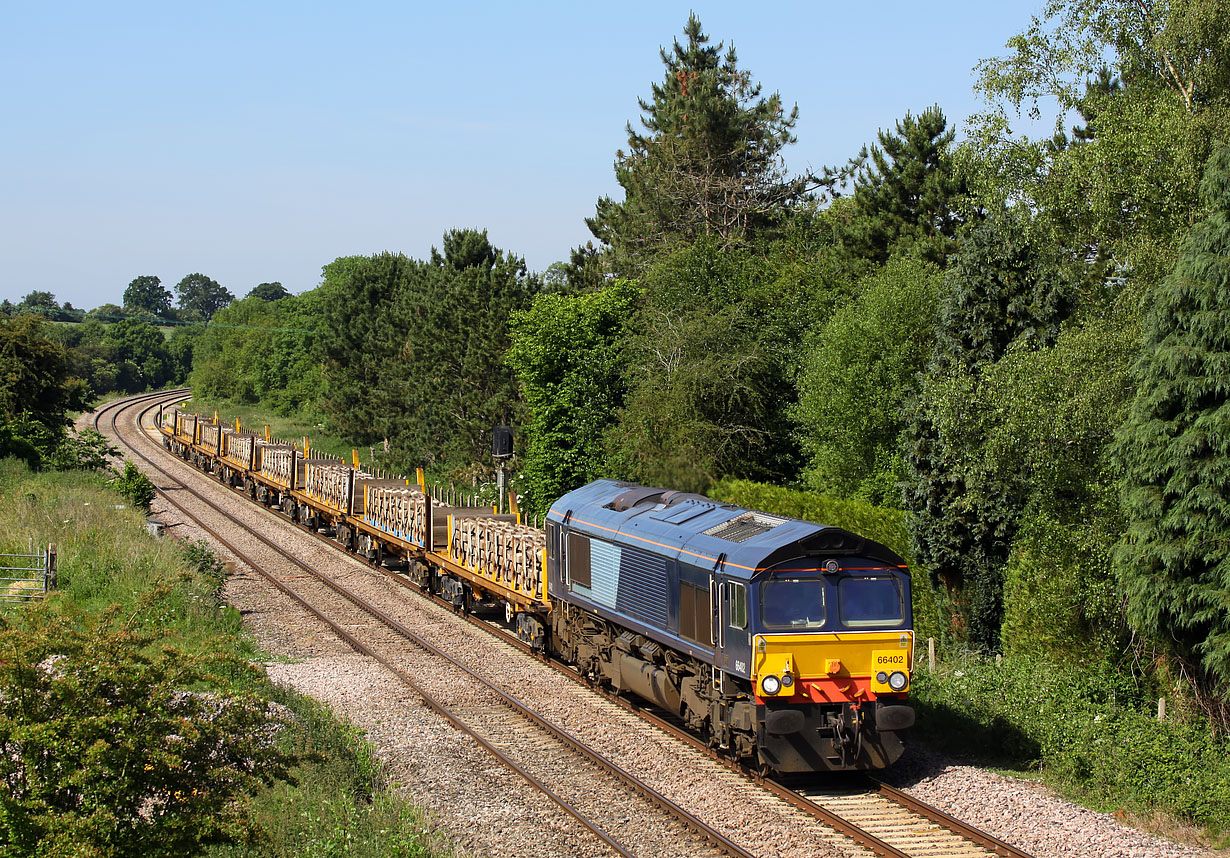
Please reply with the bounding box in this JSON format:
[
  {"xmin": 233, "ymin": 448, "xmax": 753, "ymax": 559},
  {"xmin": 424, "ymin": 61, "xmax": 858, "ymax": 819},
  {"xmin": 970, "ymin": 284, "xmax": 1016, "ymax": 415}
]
[{"xmin": 156, "ymin": 404, "xmax": 915, "ymax": 773}]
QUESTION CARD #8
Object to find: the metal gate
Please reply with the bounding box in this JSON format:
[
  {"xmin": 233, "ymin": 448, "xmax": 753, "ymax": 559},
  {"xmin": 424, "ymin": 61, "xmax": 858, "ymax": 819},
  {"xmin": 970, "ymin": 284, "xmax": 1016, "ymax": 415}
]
[{"xmin": 0, "ymin": 543, "xmax": 55, "ymax": 602}]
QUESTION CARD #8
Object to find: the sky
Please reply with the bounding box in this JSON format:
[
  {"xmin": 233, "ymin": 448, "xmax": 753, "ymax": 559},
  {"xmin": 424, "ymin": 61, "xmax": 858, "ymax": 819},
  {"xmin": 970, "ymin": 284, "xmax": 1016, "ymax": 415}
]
[{"xmin": 1, "ymin": 1, "xmax": 1051, "ymax": 310}]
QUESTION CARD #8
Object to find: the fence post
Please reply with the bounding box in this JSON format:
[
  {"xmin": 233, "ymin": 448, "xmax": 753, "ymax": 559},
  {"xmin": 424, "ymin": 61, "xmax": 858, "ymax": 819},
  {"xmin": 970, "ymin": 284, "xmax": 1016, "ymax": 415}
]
[
  {"xmin": 44, "ymin": 543, "xmax": 56, "ymax": 593},
  {"xmin": 927, "ymin": 637, "xmax": 935, "ymax": 672},
  {"xmin": 1157, "ymin": 697, "xmax": 1166, "ymax": 721}
]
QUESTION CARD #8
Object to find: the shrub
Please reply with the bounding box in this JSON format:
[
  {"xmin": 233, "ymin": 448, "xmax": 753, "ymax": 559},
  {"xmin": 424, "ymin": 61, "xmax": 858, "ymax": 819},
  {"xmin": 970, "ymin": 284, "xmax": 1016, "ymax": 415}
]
[
  {"xmin": 0, "ymin": 599, "xmax": 297, "ymax": 858},
  {"xmin": 911, "ymin": 650, "xmax": 1230, "ymax": 830},
  {"xmin": 112, "ymin": 459, "xmax": 156, "ymax": 511}
]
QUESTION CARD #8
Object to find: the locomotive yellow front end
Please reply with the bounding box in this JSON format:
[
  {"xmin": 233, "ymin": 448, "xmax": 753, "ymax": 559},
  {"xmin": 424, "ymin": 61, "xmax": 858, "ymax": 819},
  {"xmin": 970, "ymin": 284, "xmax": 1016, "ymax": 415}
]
[
  {"xmin": 753, "ymin": 630, "xmax": 915, "ymax": 771},
  {"xmin": 750, "ymin": 565, "xmax": 916, "ymax": 772}
]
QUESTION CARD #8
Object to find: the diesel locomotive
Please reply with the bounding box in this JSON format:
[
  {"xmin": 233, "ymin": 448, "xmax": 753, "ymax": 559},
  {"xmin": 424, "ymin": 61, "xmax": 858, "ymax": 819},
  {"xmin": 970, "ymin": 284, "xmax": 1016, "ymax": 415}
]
[
  {"xmin": 159, "ymin": 407, "xmax": 915, "ymax": 773},
  {"xmin": 546, "ymin": 479, "xmax": 914, "ymax": 772}
]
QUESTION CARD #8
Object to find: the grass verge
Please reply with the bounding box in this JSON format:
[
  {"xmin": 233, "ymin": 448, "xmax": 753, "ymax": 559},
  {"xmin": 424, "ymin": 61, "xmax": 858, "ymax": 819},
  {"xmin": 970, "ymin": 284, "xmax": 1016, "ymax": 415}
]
[{"xmin": 1, "ymin": 457, "xmax": 450, "ymax": 858}]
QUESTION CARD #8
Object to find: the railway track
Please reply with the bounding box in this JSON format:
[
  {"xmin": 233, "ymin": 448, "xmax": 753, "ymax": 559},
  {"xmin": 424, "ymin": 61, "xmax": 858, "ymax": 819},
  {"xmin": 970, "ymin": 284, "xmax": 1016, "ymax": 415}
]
[
  {"xmin": 97, "ymin": 390, "xmax": 757, "ymax": 858},
  {"xmin": 101, "ymin": 390, "xmax": 1035, "ymax": 858}
]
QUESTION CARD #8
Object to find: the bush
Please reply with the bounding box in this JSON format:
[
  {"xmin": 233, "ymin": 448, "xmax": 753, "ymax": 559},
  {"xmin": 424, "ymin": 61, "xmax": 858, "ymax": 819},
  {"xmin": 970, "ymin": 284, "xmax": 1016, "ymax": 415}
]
[
  {"xmin": 0, "ymin": 600, "xmax": 298, "ymax": 858},
  {"xmin": 911, "ymin": 651, "xmax": 1230, "ymax": 830},
  {"xmin": 112, "ymin": 459, "xmax": 156, "ymax": 511}
]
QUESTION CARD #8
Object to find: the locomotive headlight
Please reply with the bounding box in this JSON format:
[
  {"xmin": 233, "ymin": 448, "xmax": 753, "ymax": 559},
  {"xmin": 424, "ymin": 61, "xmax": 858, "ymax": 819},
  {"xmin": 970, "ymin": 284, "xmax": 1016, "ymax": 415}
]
[
  {"xmin": 888, "ymin": 671, "xmax": 908, "ymax": 691},
  {"xmin": 780, "ymin": 672, "xmax": 794, "ymax": 687},
  {"xmin": 761, "ymin": 674, "xmax": 782, "ymax": 696},
  {"xmin": 876, "ymin": 671, "xmax": 889, "ymax": 685}
]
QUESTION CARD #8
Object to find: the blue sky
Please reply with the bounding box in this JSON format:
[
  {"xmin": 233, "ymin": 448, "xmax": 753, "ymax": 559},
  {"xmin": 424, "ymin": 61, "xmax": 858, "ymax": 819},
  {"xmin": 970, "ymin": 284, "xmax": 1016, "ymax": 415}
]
[{"xmin": 1, "ymin": 1, "xmax": 1048, "ymax": 310}]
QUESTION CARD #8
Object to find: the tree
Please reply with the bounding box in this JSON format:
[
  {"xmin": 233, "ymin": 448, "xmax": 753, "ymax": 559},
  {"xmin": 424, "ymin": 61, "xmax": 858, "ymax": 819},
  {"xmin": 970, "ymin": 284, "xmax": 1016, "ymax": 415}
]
[
  {"xmin": 836, "ymin": 106, "xmax": 967, "ymax": 266},
  {"xmin": 930, "ymin": 209, "xmax": 1076, "ymax": 374},
  {"xmin": 315, "ymin": 253, "xmax": 418, "ymax": 446},
  {"xmin": 794, "ymin": 257, "xmax": 943, "ymax": 505},
  {"xmin": 903, "ymin": 211, "xmax": 1078, "ymax": 650},
  {"xmin": 0, "ymin": 315, "xmax": 87, "ymax": 436},
  {"xmin": 15, "ymin": 291, "xmax": 60, "ymax": 319},
  {"xmin": 968, "ymin": 0, "xmax": 1230, "ymax": 281},
  {"xmin": 88, "ymin": 303, "xmax": 126, "ymax": 321},
  {"xmin": 123, "ymin": 275, "xmax": 172, "ymax": 317},
  {"xmin": 104, "ymin": 318, "xmax": 173, "ymax": 392},
  {"xmin": 587, "ymin": 14, "xmax": 811, "ymax": 274},
  {"xmin": 190, "ymin": 292, "xmax": 321, "ymax": 416},
  {"xmin": 248, "ymin": 281, "xmax": 289, "ymax": 302},
  {"xmin": 175, "ymin": 273, "xmax": 234, "ymax": 321},
  {"xmin": 1114, "ymin": 143, "xmax": 1230, "ymax": 697},
  {"xmin": 605, "ymin": 241, "xmax": 801, "ymax": 492},
  {"xmin": 506, "ymin": 280, "xmax": 641, "ymax": 514},
  {"xmin": 396, "ymin": 229, "xmax": 539, "ymax": 469}
]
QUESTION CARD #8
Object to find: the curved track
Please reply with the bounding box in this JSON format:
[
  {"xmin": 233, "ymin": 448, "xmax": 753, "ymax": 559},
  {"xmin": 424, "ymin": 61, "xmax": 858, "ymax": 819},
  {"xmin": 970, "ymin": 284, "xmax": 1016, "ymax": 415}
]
[
  {"xmin": 100, "ymin": 390, "xmax": 1035, "ymax": 858},
  {"xmin": 97, "ymin": 391, "xmax": 755, "ymax": 858}
]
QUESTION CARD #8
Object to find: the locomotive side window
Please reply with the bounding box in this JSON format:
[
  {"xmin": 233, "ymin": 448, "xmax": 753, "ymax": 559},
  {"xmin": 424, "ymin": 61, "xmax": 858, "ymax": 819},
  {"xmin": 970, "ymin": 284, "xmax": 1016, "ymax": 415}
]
[
  {"xmin": 679, "ymin": 581, "xmax": 713, "ymax": 645},
  {"xmin": 838, "ymin": 576, "xmax": 904, "ymax": 627},
  {"xmin": 567, "ymin": 532, "xmax": 592, "ymax": 589},
  {"xmin": 725, "ymin": 582, "xmax": 747, "ymax": 629},
  {"xmin": 760, "ymin": 579, "xmax": 825, "ymax": 629},
  {"xmin": 546, "ymin": 522, "xmax": 559, "ymax": 563}
]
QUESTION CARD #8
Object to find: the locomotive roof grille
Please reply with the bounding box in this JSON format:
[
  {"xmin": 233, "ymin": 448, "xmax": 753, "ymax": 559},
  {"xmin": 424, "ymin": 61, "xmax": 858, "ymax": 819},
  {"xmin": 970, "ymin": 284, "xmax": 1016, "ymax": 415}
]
[{"xmin": 702, "ymin": 511, "xmax": 788, "ymax": 543}]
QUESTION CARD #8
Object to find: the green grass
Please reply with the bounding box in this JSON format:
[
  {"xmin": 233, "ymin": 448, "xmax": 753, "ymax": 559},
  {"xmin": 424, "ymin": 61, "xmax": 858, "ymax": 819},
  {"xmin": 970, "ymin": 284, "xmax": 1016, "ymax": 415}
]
[{"xmin": 0, "ymin": 457, "xmax": 450, "ymax": 858}]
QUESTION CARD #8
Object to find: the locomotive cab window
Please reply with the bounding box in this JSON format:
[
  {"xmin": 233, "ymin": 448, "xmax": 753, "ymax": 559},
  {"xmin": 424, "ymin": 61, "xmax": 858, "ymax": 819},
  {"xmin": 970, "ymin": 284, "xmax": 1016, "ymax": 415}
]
[
  {"xmin": 838, "ymin": 575, "xmax": 904, "ymax": 627},
  {"xmin": 724, "ymin": 582, "xmax": 747, "ymax": 629},
  {"xmin": 546, "ymin": 522, "xmax": 559, "ymax": 563},
  {"xmin": 760, "ymin": 579, "xmax": 825, "ymax": 630}
]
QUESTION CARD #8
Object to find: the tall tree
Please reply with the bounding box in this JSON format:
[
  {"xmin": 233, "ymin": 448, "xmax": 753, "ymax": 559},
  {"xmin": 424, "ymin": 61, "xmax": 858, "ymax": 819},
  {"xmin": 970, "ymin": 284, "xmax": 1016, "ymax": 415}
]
[
  {"xmin": 903, "ymin": 211, "xmax": 1078, "ymax": 650},
  {"xmin": 507, "ymin": 280, "xmax": 641, "ymax": 514},
  {"xmin": 794, "ymin": 257, "xmax": 943, "ymax": 504},
  {"xmin": 930, "ymin": 210, "xmax": 1076, "ymax": 374},
  {"xmin": 0, "ymin": 316, "xmax": 88, "ymax": 464},
  {"xmin": 175, "ymin": 273, "xmax": 234, "ymax": 321},
  {"xmin": 1114, "ymin": 143, "xmax": 1230, "ymax": 696},
  {"xmin": 969, "ymin": 0, "xmax": 1230, "ymax": 280},
  {"xmin": 16, "ymin": 291, "xmax": 59, "ymax": 317},
  {"xmin": 604, "ymin": 241, "xmax": 801, "ymax": 492},
  {"xmin": 837, "ymin": 106, "xmax": 967, "ymax": 266},
  {"xmin": 395, "ymin": 229, "xmax": 539, "ymax": 469},
  {"xmin": 103, "ymin": 318, "xmax": 173, "ymax": 392},
  {"xmin": 587, "ymin": 14, "xmax": 811, "ymax": 274},
  {"xmin": 315, "ymin": 253, "xmax": 415, "ymax": 446},
  {"xmin": 123, "ymin": 275, "xmax": 172, "ymax": 317}
]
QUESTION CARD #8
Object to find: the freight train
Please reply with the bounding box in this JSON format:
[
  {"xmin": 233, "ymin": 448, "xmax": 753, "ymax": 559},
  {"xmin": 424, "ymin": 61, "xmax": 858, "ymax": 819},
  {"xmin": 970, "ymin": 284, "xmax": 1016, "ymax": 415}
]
[{"xmin": 158, "ymin": 406, "xmax": 915, "ymax": 772}]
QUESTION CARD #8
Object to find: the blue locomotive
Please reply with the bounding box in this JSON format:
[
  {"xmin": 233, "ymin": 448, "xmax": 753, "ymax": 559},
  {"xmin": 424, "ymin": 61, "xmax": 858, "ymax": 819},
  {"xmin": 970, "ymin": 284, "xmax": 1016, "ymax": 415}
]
[{"xmin": 545, "ymin": 479, "xmax": 915, "ymax": 772}]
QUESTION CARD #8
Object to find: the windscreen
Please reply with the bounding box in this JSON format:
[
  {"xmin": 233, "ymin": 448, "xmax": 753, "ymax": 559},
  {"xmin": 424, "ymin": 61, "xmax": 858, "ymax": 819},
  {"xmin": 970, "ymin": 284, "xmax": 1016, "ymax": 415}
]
[
  {"xmin": 838, "ymin": 576, "xmax": 904, "ymax": 627},
  {"xmin": 759, "ymin": 579, "xmax": 825, "ymax": 630}
]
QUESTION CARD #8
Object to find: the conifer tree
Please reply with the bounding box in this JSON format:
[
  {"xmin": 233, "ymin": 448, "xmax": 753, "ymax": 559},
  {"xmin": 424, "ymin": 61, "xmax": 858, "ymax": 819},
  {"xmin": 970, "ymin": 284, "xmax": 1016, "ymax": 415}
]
[
  {"xmin": 588, "ymin": 15, "xmax": 810, "ymax": 274},
  {"xmin": 838, "ymin": 106, "xmax": 966, "ymax": 266},
  {"xmin": 1114, "ymin": 143, "xmax": 1230, "ymax": 693}
]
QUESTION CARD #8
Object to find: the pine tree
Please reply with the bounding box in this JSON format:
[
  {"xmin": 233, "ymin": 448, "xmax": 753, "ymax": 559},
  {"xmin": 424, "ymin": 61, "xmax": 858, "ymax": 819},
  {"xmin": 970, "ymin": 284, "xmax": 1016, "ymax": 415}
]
[
  {"xmin": 1114, "ymin": 142, "xmax": 1230, "ymax": 693},
  {"xmin": 838, "ymin": 106, "xmax": 966, "ymax": 266},
  {"xmin": 587, "ymin": 15, "xmax": 810, "ymax": 274}
]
